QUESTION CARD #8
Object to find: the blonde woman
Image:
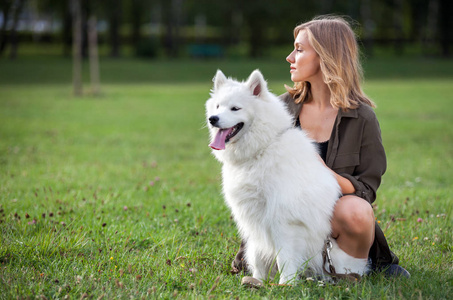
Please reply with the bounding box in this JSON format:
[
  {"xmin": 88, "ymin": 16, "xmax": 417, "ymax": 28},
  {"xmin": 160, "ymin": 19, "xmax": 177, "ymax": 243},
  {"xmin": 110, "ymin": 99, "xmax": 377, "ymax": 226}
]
[{"xmin": 232, "ymin": 16, "xmax": 410, "ymax": 278}]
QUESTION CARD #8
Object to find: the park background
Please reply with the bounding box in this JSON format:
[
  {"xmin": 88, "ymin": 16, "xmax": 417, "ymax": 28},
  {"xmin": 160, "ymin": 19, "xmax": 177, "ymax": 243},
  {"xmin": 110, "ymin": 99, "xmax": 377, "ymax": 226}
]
[{"xmin": 1, "ymin": 0, "xmax": 452, "ymax": 299}]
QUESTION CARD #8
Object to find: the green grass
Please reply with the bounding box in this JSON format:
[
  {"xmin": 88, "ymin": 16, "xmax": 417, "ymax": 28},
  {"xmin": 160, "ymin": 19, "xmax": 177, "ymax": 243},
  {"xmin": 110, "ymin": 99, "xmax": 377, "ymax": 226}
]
[{"xmin": 0, "ymin": 56, "xmax": 452, "ymax": 299}]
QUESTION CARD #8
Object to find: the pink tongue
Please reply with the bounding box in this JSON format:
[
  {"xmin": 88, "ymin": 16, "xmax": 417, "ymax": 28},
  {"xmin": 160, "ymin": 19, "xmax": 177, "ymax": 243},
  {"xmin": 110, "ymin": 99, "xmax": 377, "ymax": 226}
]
[{"xmin": 209, "ymin": 128, "xmax": 233, "ymax": 150}]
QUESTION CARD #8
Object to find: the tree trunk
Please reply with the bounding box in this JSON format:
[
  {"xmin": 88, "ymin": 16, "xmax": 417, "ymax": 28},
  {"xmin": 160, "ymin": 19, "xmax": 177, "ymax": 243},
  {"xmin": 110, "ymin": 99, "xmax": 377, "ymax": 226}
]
[
  {"xmin": 131, "ymin": 0, "xmax": 142, "ymax": 51},
  {"xmin": 162, "ymin": 0, "xmax": 183, "ymax": 58},
  {"xmin": 63, "ymin": 0, "xmax": 72, "ymax": 57},
  {"xmin": 439, "ymin": 0, "xmax": 452, "ymax": 57},
  {"xmin": 162, "ymin": 0, "xmax": 175, "ymax": 57},
  {"xmin": 0, "ymin": 0, "xmax": 13, "ymax": 56},
  {"xmin": 360, "ymin": 0, "xmax": 374, "ymax": 56},
  {"xmin": 88, "ymin": 14, "xmax": 100, "ymax": 95},
  {"xmin": 72, "ymin": 0, "xmax": 83, "ymax": 96},
  {"xmin": 9, "ymin": 0, "xmax": 26, "ymax": 60},
  {"xmin": 424, "ymin": 0, "xmax": 439, "ymax": 54},
  {"xmin": 393, "ymin": 0, "xmax": 404, "ymax": 55},
  {"xmin": 109, "ymin": 0, "xmax": 121, "ymax": 57}
]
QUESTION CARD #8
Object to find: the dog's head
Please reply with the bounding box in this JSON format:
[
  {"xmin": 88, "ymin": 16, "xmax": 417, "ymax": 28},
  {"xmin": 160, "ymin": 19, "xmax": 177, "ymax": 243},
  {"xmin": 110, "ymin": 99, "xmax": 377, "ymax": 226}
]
[{"xmin": 206, "ymin": 69, "xmax": 267, "ymax": 151}]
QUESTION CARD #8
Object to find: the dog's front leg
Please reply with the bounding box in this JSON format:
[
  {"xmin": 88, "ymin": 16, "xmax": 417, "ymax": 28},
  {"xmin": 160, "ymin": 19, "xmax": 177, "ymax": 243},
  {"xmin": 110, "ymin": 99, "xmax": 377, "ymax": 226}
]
[
  {"xmin": 245, "ymin": 241, "xmax": 269, "ymax": 282},
  {"xmin": 276, "ymin": 251, "xmax": 300, "ymax": 284}
]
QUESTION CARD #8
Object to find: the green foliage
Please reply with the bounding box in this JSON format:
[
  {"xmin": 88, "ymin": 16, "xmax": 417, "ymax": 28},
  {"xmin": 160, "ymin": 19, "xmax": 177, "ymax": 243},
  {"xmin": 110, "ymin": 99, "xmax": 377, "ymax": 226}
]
[
  {"xmin": 0, "ymin": 58, "xmax": 452, "ymax": 298},
  {"xmin": 135, "ymin": 38, "xmax": 161, "ymax": 58}
]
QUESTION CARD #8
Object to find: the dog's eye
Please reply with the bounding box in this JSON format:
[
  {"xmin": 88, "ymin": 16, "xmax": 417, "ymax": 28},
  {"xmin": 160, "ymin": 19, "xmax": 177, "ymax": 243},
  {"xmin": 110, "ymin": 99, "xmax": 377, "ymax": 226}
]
[
  {"xmin": 231, "ymin": 107, "xmax": 241, "ymax": 111},
  {"xmin": 216, "ymin": 104, "xmax": 219, "ymax": 109}
]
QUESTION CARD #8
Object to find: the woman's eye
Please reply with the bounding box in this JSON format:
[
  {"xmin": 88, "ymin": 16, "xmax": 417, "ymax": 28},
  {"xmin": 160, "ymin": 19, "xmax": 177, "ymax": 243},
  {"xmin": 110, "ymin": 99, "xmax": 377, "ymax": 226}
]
[{"xmin": 231, "ymin": 107, "xmax": 241, "ymax": 111}]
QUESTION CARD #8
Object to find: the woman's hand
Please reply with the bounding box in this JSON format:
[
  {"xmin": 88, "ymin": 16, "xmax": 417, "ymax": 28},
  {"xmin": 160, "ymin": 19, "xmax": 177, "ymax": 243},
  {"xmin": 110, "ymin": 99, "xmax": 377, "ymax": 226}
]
[{"xmin": 317, "ymin": 154, "xmax": 356, "ymax": 195}]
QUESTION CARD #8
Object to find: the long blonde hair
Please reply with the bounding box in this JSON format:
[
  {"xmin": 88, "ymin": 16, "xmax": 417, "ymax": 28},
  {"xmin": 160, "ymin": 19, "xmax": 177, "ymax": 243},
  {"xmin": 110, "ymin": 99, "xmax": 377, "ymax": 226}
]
[{"xmin": 286, "ymin": 15, "xmax": 375, "ymax": 109}]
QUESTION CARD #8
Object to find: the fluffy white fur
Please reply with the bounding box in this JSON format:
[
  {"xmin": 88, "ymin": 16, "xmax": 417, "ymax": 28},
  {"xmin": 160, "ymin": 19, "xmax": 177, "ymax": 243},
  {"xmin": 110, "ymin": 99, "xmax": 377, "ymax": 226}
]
[{"xmin": 206, "ymin": 69, "xmax": 369, "ymax": 284}]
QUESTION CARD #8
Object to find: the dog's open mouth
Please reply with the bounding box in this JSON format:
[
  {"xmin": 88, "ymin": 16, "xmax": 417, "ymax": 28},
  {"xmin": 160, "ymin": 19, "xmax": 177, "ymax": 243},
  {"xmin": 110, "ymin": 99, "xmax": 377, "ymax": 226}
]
[{"xmin": 209, "ymin": 122, "xmax": 244, "ymax": 150}]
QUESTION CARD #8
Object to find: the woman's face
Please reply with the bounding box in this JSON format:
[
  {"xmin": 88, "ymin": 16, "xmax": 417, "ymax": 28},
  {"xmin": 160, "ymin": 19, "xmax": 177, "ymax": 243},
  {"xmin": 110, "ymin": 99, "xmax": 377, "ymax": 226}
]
[{"xmin": 286, "ymin": 30, "xmax": 321, "ymax": 83}]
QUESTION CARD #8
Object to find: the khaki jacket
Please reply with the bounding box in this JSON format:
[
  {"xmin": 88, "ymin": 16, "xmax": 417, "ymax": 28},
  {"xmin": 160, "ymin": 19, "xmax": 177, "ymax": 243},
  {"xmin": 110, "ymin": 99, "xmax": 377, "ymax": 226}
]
[
  {"xmin": 280, "ymin": 92, "xmax": 399, "ymax": 267},
  {"xmin": 280, "ymin": 92, "xmax": 385, "ymax": 203}
]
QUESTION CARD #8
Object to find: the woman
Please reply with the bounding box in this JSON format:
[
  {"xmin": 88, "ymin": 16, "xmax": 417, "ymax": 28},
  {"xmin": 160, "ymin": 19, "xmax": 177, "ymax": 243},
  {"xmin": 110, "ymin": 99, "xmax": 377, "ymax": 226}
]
[{"xmin": 232, "ymin": 15, "xmax": 409, "ymax": 278}]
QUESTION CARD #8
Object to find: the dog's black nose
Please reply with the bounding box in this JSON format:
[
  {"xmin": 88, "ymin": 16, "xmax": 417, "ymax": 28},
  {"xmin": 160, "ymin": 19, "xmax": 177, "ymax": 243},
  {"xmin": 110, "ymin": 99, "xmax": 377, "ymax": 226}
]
[{"xmin": 209, "ymin": 116, "xmax": 219, "ymax": 125}]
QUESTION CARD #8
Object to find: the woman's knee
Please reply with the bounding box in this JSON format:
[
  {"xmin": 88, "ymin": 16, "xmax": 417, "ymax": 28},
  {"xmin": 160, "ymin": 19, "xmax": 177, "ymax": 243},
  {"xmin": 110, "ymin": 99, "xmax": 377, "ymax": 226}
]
[{"xmin": 332, "ymin": 195, "xmax": 375, "ymax": 237}]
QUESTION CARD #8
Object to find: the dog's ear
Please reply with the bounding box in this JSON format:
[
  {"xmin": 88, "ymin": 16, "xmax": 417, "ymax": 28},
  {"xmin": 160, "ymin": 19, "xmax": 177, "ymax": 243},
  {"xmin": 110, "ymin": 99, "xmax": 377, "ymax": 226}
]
[
  {"xmin": 213, "ymin": 70, "xmax": 228, "ymax": 90},
  {"xmin": 246, "ymin": 69, "xmax": 267, "ymax": 97}
]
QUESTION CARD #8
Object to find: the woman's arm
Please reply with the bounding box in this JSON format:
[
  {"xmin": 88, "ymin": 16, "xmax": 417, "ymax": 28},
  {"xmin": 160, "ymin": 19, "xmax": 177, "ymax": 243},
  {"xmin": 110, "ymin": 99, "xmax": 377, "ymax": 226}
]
[
  {"xmin": 319, "ymin": 156, "xmax": 356, "ymax": 194},
  {"xmin": 333, "ymin": 172, "xmax": 356, "ymax": 195},
  {"xmin": 332, "ymin": 108, "xmax": 387, "ymax": 203}
]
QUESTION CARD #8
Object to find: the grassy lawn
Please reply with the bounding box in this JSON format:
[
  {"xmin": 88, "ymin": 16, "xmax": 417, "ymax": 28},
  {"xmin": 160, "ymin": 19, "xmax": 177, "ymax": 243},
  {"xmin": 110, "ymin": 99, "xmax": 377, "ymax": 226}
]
[{"xmin": 0, "ymin": 56, "xmax": 452, "ymax": 299}]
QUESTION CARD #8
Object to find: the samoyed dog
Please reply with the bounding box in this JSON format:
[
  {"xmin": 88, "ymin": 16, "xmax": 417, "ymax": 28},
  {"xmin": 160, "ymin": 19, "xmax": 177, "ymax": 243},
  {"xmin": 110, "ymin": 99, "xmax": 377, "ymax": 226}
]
[{"xmin": 206, "ymin": 69, "xmax": 369, "ymax": 285}]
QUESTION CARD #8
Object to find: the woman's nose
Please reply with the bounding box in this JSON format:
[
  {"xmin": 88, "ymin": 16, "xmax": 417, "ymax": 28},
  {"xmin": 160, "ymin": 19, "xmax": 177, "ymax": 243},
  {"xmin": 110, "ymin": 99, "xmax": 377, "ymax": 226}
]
[{"xmin": 286, "ymin": 50, "xmax": 295, "ymax": 63}]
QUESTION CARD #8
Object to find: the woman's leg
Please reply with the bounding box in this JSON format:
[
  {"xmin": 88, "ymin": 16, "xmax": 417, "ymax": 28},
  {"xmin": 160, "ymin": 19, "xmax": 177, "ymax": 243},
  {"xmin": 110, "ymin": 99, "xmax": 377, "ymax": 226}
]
[{"xmin": 330, "ymin": 195, "xmax": 375, "ymax": 258}]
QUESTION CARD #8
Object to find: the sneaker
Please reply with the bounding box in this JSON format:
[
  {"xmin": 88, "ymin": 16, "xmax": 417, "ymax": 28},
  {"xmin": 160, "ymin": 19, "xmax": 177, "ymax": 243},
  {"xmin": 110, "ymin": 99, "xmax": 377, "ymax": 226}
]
[{"xmin": 381, "ymin": 264, "xmax": 411, "ymax": 278}]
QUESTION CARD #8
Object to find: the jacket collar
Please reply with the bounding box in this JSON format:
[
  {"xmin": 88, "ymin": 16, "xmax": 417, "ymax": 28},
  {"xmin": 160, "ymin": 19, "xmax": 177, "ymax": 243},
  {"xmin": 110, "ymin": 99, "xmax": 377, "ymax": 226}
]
[{"xmin": 337, "ymin": 107, "xmax": 359, "ymax": 119}]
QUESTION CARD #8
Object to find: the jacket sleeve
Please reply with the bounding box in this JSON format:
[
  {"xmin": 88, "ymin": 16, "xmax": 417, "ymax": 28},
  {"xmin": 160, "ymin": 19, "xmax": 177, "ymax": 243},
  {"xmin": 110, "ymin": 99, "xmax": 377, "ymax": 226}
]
[{"xmin": 338, "ymin": 112, "xmax": 387, "ymax": 204}]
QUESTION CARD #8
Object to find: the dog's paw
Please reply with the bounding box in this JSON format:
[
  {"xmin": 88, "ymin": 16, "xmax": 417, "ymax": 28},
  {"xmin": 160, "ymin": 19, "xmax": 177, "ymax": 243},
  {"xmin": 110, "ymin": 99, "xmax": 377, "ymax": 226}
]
[
  {"xmin": 269, "ymin": 283, "xmax": 292, "ymax": 287},
  {"xmin": 241, "ymin": 276, "xmax": 264, "ymax": 289}
]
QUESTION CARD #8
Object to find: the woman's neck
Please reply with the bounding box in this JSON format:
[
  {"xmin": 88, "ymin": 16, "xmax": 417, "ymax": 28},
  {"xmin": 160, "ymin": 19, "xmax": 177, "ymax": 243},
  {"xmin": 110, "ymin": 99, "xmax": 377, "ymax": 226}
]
[{"xmin": 308, "ymin": 79, "xmax": 332, "ymax": 111}]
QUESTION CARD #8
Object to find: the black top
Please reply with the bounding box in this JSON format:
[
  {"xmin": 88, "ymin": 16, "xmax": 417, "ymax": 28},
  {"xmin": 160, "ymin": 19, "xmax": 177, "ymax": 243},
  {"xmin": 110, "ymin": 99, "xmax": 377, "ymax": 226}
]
[
  {"xmin": 294, "ymin": 117, "xmax": 329, "ymax": 162},
  {"xmin": 317, "ymin": 140, "xmax": 329, "ymax": 163}
]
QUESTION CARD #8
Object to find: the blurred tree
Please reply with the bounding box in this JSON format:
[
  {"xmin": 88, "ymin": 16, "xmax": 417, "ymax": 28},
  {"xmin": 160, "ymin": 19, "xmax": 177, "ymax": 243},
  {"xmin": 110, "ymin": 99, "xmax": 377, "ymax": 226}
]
[
  {"xmin": 408, "ymin": 0, "xmax": 428, "ymax": 46},
  {"xmin": 36, "ymin": 0, "xmax": 73, "ymax": 56},
  {"xmin": 243, "ymin": 0, "xmax": 273, "ymax": 57},
  {"xmin": 438, "ymin": 0, "xmax": 452, "ymax": 56},
  {"xmin": 130, "ymin": 0, "xmax": 144, "ymax": 50},
  {"xmin": 1, "ymin": 0, "xmax": 450, "ymax": 59},
  {"xmin": 62, "ymin": 0, "xmax": 72, "ymax": 56},
  {"xmin": 0, "ymin": 0, "xmax": 13, "ymax": 56},
  {"xmin": 393, "ymin": 0, "xmax": 404, "ymax": 55},
  {"xmin": 88, "ymin": 14, "xmax": 100, "ymax": 95},
  {"xmin": 162, "ymin": 0, "xmax": 183, "ymax": 57},
  {"xmin": 0, "ymin": 0, "xmax": 27, "ymax": 59},
  {"xmin": 72, "ymin": 0, "xmax": 82, "ymax": 96},
  {"xmin": 424, "ymin": 0, "xmax": 438, "ymax": 53},
  {"xmin": 107, "ymin": 0, "xmax": 121, "ymax": 57},
  {"xmin": 360, "ymin": 0, "xmax": 375, "ymax": 56},
  {"xmin": 127, "ymin": 0, "xmax": 159, "ymax": 58},
  {"xmin": 9, "ymin": 0, "xmax": 27, "ymax": 59}
]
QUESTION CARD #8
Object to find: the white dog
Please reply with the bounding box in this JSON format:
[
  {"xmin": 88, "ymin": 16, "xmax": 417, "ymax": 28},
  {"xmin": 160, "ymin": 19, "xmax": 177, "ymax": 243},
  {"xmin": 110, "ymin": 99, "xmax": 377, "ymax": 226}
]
[{"xmin": 206, "ymin": 69, "xmax": 369, "ymax": 285}]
